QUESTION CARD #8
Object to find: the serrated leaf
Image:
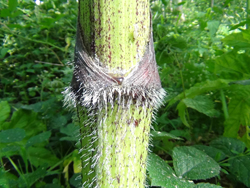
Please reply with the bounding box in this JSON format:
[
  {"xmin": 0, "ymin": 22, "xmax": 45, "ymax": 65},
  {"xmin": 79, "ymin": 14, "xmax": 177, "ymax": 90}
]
[
  {"xmin": 168, "ymin": 79, "xmax": 229, "ymax": 107},
  {"xmin": 177, "ymin": 95, "xmax": 219, "ymax": 127},
  {"xmin": 147, "ymin": 153, "xmax": 194, "ymax": 188},
  {"xmin": 173, "ymin": 146, "xmax": 220, "ymax": 180},
  {"xmin": 0, "ymin": 101, "xmax": 11, "ymax": 124},
  {"xmin": 151, "ymin": 131, "xmax": 183, "ymax": 140},
  {"xmin": 183, "ymin": 95, "xmax": 219, "ymax": 117},
  {"xmin": 213, "ymin": 52, "xmax": 250, "ymax": 79},
  {"xmin": 0, "ymin": 128, "xmax": 26, "ymax": 143},
  {"xmin": 210, "ymin": 137, "xmax": 246, "ymax": 157},
  {"xmin": 222, "ymin": 29, "xmax": 250, "ymax": 50},
  {"xmin": 26, "ymin": 131, "xmax": 51, "ymax": 148},
  {"xmin": 223, "ymin": 86, "xmax": 250, "ymax": 139},
  {"xmin": 193, "ymin": 145, "xmax": 226, "ymax": 162},
  {"xmin": 2, "ymin": 109, "xmax": 46, "ymax": 138},
  {"xmin": 229, "ymin": 156, "xmax": 250, "ymax": 187},
  {"xmin": 194, "ymin": 183, "xmax": 222, "ymax": 188}
]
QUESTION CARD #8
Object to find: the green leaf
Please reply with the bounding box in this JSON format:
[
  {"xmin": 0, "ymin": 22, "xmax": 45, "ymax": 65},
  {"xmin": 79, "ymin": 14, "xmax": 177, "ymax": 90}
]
[
  {"xmin": 27, "ymin": 147, "xmax": 60, "ymax": 167},
  {"xmin": 182, "ymin": 96, "xmax": 219, "ymax": 117},
  {"xmin": 0, "ymin": 48, "xmax": 9, "ymax": 58},
  {"xmin": 213, "ymin": 52, "xmax": 250, "ymax": 79},
  {"xmin": 151, "ymin": 131, "xmax": 183, "ymax": 140},
  {"xmin": 173, "ymin": 146, "xmax": 220, "ymax": 180},
  {"xmin": 0, "ymin": 128, "xmax": 26, "ymax": 143},
  {"xmin": 0, "ymin": 101, "xmax": 11, "ymax": 125},
  {"xmin": 50, "ymin": 115, "xmax": 67, "ymax": 129},
  {"xmin": 0, "ymin": 9, "xmax": 11, "ymax": 17},
  {"xmin": 223, "ymin": 85, "xmax": 250, "ymax": 139},
  {"xmin": 193, "ymin": 145, "xmax": 226, "ymax": 162},
  {"xmin": 230, "ymin": 20, "xmax": 250, "ymax": 30},
  {"xmin": 147, "ymin": 153, "xmax": 194, "ymax": 188},
  {"xmin": 168, "ymin": 79, "xmax": 229, "ymax": 107},
  {"xmin": 210, "ymin": 137, "xmax": 246, "ymax": 157},
  {"xmin": 229, "ymin": 156, "xmax": 250, "ymax": 187},
  {"xmin": 177, "ymin": 1, "xmax": 186, "ymax": 6},
  {"xmin": 194, "ymin": 183, "xmax": 222, "ymax": 188},
  {"xmin": 2, "ymin": 109, "xmax": 46, "ymax": 138},
  {"xmin": 18, "ymin": 166, "xmax": 47, "ymax": 187},
  {"xmin": 69, "ymin": 173, "xmax": 82, "ymax": 188},
  {"xmin": 177, "ymin": 95, "xmax": 219, "ymax": 127},
  {"xmin": 60, "ymin": 123, "xmax": 79, "ymax": 136},
  {"xmin": 0, "ymin": 167, "xmax": 18, "ymax": 188},
  {"xmin": 26, "ymin": 131, "xmax": 51, "ymax": 148},
  {"xmin": 177, "ymin": 101, "xmax": 190, "ymax": 127},
  {"xmin": 207, "ymin": 21, "xmax": 220, "ymax": 37},
  {"xmin": 222, "ymin": 30, "xmax": 250, "ymax": 50},
  {"xmin": 60, "ymin": 123, "xmax": 79, "ymax": 141},
  {"xmin": 0, "ymin": 144, "xmax": 20, "ymax": 157},
  {"xmin": 8, "ymin": 0, "xmax": 18, "ymax": 11}
]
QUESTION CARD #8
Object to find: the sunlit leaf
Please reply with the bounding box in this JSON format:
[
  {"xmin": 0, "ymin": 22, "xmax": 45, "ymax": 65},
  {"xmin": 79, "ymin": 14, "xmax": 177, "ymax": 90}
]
[
  {"xmin": 147, "ymin": 153, "xmax": 194, "ymax": 188},
  {"xmin": 222, "ymin": 29, "xmax": 250, "ymax": 50},
  {"xmin": 224, "ymin": 85, "xmax": 250, "ymax": 139},
  {"xmin": 173, "ymin": 146, "xmax": 220, "ymax": 180},
  {"xmin": 177, "ymin": 95, "xmax": 219, "ymax": 127},
  {"xmin": 168, "ymin": 79, "xmax": 229, "ymax": 107},
  {"xmin": 151, "ymin": 131, "xmax": 183, "ymax": 140},
  {"xmin": 213, "ymin": 52, "xmax": 250, "ymax": 79}
]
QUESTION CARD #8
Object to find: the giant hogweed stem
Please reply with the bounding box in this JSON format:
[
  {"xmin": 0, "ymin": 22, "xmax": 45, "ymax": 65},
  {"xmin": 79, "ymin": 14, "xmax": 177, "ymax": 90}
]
[{"xmin": 64, "ymin": 0, "xmax": 165, "ymax": 187}]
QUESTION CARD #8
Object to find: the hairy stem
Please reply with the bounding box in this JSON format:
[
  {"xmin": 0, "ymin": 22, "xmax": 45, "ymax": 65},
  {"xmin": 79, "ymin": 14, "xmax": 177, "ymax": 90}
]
[{"xmin": 65, "ymin": 0, "xmax": 165, "ymax": 187}]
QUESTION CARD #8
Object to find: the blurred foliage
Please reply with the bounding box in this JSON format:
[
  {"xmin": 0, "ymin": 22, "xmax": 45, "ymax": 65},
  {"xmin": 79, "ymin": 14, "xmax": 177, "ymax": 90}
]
[{"xmin": 0, "ymin": 0, "xmax": 250, "ymax": 187}]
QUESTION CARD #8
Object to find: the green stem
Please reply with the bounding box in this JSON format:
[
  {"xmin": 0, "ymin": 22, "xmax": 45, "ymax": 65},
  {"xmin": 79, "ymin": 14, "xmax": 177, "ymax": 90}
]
[
  {"xmin": 175, "ymin": 55, "xmax": 191, "ymax": 126},
  {"xmin": 7, "ymin": 157, "xmax": 29, "ymax": 187},
  {"xmin": 47, "ymin": 152, "xmax": 72, "ymax": 172},
  {"xmin": 220, "ymin": 89, "xmax": 229, "ymax": 119},
  {"xmin": 247, "ymin": 0, "xmax": 250, "ymax": 29},
  {"xmin": 71, "ymin": 0, "xmax": 164, "ymax": 187}
]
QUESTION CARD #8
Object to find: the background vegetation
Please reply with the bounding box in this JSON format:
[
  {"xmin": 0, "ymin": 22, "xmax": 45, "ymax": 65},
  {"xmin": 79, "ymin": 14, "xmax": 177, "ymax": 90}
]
[{"xmin": 0, "ymin": 0, "xmax": 250, "ymax": 187}]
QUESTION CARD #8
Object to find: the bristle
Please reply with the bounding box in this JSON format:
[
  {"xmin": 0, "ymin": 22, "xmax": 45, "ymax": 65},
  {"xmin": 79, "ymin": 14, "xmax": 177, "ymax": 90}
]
[{"xmin": 63, "ymin": 25, "xmax": 166, "ymax": 187}]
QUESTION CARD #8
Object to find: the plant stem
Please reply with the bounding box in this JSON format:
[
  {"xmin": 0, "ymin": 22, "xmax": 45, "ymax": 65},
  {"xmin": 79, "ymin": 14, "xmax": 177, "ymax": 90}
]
[
  {"xmin": 247, "ymin": 0, "xmax": 250, "ymax": 29},
  {"xmin": 96, "ymin": 104, "xmax": 152, "ymax": 187},
  {"xmin": 220, "ymin": 89, "xmax": 229, "ymax": 119},
  {"xmin": 66, "ymin": 0, "xmax": 165, "ymax": 187},
  {"xmin": 7, "ymin": 157, "xmax": 29, "ymax": 187}
]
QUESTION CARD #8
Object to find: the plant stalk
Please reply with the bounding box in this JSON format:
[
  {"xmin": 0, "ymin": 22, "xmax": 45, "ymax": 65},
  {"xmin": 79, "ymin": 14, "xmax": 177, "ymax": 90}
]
[{"xmin": 64, "ymin": 0, "xmax": 165, "ymax": 187}]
